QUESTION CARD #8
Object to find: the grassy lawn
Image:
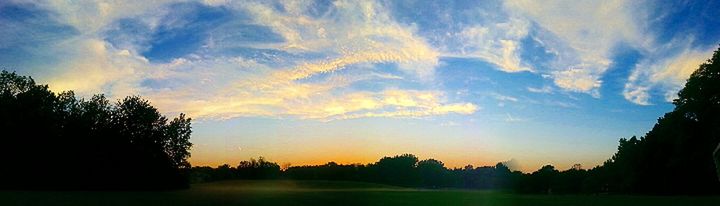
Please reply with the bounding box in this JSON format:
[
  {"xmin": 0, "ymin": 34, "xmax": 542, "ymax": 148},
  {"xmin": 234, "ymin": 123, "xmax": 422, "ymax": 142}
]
[{"xmin": 2, "ymin": 180, "xmax": 720, "ymax": 206}]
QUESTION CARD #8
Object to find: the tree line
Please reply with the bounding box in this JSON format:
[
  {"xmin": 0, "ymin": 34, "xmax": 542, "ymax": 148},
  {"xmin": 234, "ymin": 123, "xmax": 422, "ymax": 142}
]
[
  {"xmin": 191, "ymin": 154, "xmax": 586, "ymax": 194},
  {"xmin": 0, "ymin": 71, "xmax": 192, "ymax": 190},
  {"xmin": 191, "ymin": 46, "xmax": 720, "ymax": 195},
  {"xmin": 2, "ymin": 45, "xmax": 720, "ymax": 193}
]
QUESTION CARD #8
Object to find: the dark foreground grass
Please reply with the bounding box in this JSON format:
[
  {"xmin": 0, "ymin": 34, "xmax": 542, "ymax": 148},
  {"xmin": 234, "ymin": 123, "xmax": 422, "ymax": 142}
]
[{"xmin": 2, "ymin": 180, "xmax": 720, "ymax": 206}]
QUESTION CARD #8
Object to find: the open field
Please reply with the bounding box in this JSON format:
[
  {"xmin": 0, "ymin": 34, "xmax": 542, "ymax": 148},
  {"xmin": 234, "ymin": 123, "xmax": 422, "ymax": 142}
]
[{"xmin": 2, "ymin": 180, "xmax": 720, "ymax": 206}]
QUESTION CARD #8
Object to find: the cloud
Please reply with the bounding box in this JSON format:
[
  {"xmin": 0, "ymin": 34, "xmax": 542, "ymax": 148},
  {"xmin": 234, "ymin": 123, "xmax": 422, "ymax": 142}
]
[
  {"xmin": 453, "ymin": 18, "xmax": 532, "ymax": 73},
  {"xmin": 623, "ymin": 43, "xmax": 714, "ymax": 105},
  {"xmin": 14, "ymin": 0, "xmax": 474, "ymax": 121},
  {"xmin": 385, "ymin": 0, "xmax": 636, "ymax": 95},
  {"xmin": 335, "ymin": 102, "xmax": 478, "ymax": 120},
  {"xmin": 45, "ymin": 38, "xmax": 151, "ymax": 97},
  {"xmin": 383, "ymin": 0, "xmax": 658, "ymax": 100},
  {"xmin": 551, "ymin": 68, "xmax": 602, "ymax": 97},
  {"xmin": 492, "ymin": 93, "xmax": 519, "ymax": 102},
  {"xmin": 503, "ymin": 0, "xmax": 715, "ymax": 104},
  {"xmin": 504, "ymin": 114, "xmax": 527, "ymax": 122},
  {"xmin": 146, "ymin": 60, "xmax": 479, "ymax": 120},
  {"xmin": 34, "ymin": 0, "xmax": 175, "ymax": 35},
  {"xmin": 501, "ymin": 158, "xmax": 522, "ymax": 171},
  {"xmin": 271, "ymin": 49, "xmax": 438, "ymax": 82},
  {"xmin": 383, "ymin": 0, "xmax": 533, "ymax": 73},
  {"xmin": 440, "ymin": 121, "xmax": 460, "ymax": 127},
  {"xmin": 38, "ymin": 2, "xmax": 478, "ymax": 120},
  {"xmin": 505, "ymin": 0, "xmax": 642, "ymax": 95},
  {"xmin": 227, "ymin": 0, "xmax": 441, "ymax": 78},
  {"xmin": 622, "ymin": 85, "xmax": 651, "ymax": 105},
  {"xmin": 5, "ymin": 0, "xmax": 718, "ymax": 113},
  {"xmin": 527, "ymin": 85, "xmax": 553, "ymax": 94}
]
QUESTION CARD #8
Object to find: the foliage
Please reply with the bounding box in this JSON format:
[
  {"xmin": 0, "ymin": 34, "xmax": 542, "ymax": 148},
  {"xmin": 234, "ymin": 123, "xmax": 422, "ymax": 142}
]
[
  {"xmin": 600, "ymin": 45, "xmax": 720, "ymax": 194},
  {"xmin": 191, "ymin": 154, "xmax": 538, "ymax": 192},
  {"xmin": 0, "ymin": 71, "xmax": 193, "ymax": 190},
  {"xmin": 236, "ymin": 157, "xmax": 282, "ymax": 179}
]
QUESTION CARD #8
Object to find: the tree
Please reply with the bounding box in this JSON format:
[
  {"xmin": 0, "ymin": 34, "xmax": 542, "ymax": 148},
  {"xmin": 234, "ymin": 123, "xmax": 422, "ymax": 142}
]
[
  {"xmin": 417, "ymin": 159, "xmax": 447, "ymax": 188},
  {"xmin": 603, "ymin": 45, "xmax": 720, "ymax": 194},
  {"xmin": 0, "ymin": 71, "xmax": 193, "ymax": 190},
  {"xmin": 373, "ymin": 154, "xmax": 420, "ymax": 186},
  {"xmin": 236, "ymin": 157, "xmax": 281, "ymax": 179},
  {"xmin": 674, "ymin": 45, "xmax": 720, "ymax": 189},
  {"xmin": 525, "ymin": 165, "xmax": 559, "ymax": 194}
]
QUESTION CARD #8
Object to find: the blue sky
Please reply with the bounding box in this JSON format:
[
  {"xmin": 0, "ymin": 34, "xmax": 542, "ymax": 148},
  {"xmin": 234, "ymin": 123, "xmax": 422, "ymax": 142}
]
[{"xmin": 1, "ymin": 0, "xmax": 719, "ymax": 171}]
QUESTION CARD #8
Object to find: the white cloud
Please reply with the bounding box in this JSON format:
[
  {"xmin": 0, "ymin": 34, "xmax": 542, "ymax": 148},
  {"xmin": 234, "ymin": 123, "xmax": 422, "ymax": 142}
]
[
  {"xmin": 29, "ymin": 0, "xmax": 474, "ymax": 121},
  {"xmin": 492, "ymin": 93, "xmax": 519, "ymax": 102},
  {"xmin": 453, "ymin": 17, "xmax": 532, "ymax": 73},
  {"xmin": 46, "ymin": 38, "xmax": 150, "ymax": 98},
  {"xmin": 551, "ymin": 67, "xmax": 602, "ymax": 97},
  {"xmin": 271, "ymin": 49, "xmax": 437, "ymax": 82},
  {"xmin": 227, "ymin": 0, "xmax": 440, "ymax": 79},
  {"xmin": 16, "ymin": 0, "xmax": 715, "ymax": 112},
  {"xmin": 623, "ymin": 44, "xmax": 713, "ymax": 105},
  {"xmin": 505, "ymin": 0, "xmax": 642, "ymax": 95},
  {"xmin": 396, "ymin": 0, "xmax": 647, "ymax": 97},
  {"xmin": 336, "ymin": 102, "xmax": 478, "ymax": 120},
  {"xmin": 527, "ymin": 86, "xmax": 553, "ymax": 94},
  {"xmin": 622, "ymin": 84, "xmax": 651, "ymax": 105},
  {"xmin": 504, "ymin": 114, "xmax": 528, "ymax": 122},
  {"xmin": 36, "ymin": 0, "xmax": 174, "ymax": 35},
  {"xmin": 146, "ymin": 60, "xmax": 479, "ymax": 120}
]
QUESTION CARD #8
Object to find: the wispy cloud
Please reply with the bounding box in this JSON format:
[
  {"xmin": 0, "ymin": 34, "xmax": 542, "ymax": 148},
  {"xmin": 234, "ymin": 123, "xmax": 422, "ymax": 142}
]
[
  {"xmin": 505, "ymin": 0, "xmax": 642, "ymax": 96},
  {"xmin": 527, "ymin": 86, "xmax": 553, "ymax": 94},
  {"xmin": 492, "ymin": 93, "xmax": 519, "ymax": 102},
  {"xmin": 504, "ymin": 113, "xmax": 528, "ymax": 122},
  {"xmin": 453, "ymin": 18, "xmax": 532, "ymax": 73},
  {"xmin": 624, "ymin": 43, "xmax": 714, "ymax": 105},
  {"xmin": 3, "ymin": 0, "xmax": 718, "ymax": 120},
  {"xmin": 13, "ymin": 0, "xmax": 474, "ymax": 121}
]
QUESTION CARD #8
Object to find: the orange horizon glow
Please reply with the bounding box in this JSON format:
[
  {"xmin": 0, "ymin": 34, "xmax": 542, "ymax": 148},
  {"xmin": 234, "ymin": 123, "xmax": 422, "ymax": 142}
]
[{"xmin": 189, "ymin": 151, "xmax": 605, "ymax": 173}]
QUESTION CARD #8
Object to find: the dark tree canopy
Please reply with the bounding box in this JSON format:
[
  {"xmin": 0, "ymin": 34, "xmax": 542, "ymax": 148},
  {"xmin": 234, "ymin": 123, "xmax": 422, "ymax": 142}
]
[
  {"xmin": 236, "ymin": 157, "xmax": 281, "ymax": 179},
  {"xmin": 0, "ymin": 71, "xmax": 193, "ymax": 190},
  {"xmin": 603, "ymin": 45, "xmax": 720, "ymax": 194},
  {"xmin": 417, "ymin": 159, "xmax": 447, "ymax": 188},
  {"xmin": 375, "ymin": 154, "xmax": 421, "ymax": 186}
]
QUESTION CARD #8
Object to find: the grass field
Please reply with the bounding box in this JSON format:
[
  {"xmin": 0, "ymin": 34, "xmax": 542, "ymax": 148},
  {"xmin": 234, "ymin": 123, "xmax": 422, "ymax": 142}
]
[{"xmin": 2, "ymin": 180, "xmax": 720, "ymax": 206}]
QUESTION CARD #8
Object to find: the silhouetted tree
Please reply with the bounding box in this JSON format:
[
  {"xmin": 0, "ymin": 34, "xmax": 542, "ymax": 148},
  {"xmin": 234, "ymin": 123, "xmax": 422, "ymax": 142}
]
[
  {"xmin": 602, "ymin": 45, "xmax": 720, "ymax": 194},
  {"xmin": 236, "ymin": 157, "xmax": 281, "ymax": 179},
  {"xmin": 553, "ymin": 166, "xmax": 587, "ymax": 194},
  {"xmin": 0, "ymin": 71, "xmax": 192, "ymax": 190},
  {"xmin": 285, "ymin": 162, "xmax": 365, "ymax": 181},
  {"xmin": 521, "ymin": 165, "xmax": 559, "ymax": 194},
  {"xmin": 372, "ymin": 154, "xmax": 420, "ymax": 186},
  {"xmin": 494, "ymin": 163, "xmax": 523, "ymax": 191},
  {"xmin": 417, "ymin": 159, "xmax": 447, "ymax": 188}
]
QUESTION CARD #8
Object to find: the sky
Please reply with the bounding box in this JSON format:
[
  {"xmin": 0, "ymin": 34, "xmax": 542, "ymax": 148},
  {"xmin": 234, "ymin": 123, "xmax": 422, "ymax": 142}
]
[{"xmin": 2, "ymin": 0, "xmax": 720, "ymax": 172}]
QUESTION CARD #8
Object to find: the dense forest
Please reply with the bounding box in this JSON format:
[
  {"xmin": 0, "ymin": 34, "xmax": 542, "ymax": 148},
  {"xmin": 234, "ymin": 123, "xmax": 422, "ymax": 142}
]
[
  {"xmin": 0, "ymin": 71, "xmax": 193, "ymax": 190},
  {"xmin": 190, "ymin": 46, "xmax": 720, "ymax": 195}
]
